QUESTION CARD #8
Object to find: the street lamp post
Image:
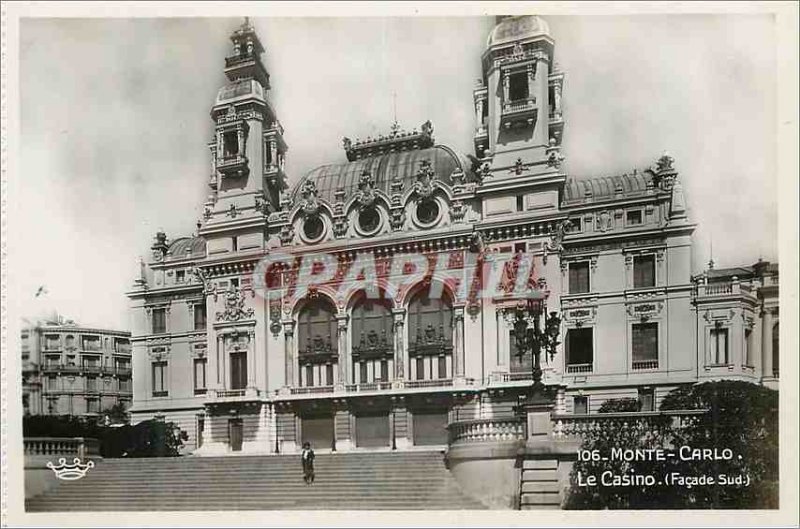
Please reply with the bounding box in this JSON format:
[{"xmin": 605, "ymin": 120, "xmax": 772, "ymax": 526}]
[{"xmin": 510, "ymin": 296, "xmax": 561, "ymax": 403}]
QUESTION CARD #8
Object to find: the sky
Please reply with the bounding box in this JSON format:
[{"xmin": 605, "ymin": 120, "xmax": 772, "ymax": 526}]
[{"xmin": 13, "ymin": 12, "xmax": 779, "ymax": 330}]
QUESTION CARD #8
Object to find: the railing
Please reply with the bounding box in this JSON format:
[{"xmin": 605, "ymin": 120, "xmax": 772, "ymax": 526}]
[
  {"xmin": 24, "ymin": 437, "xmax": 100, "ymax": 458},
  {"xmin": 447, "ymin": 418, "xmax": 525, "ymax": 445},
  {"xmin": 217, "ymin": 154, "xmax": 248, "ymax": 172},
  {"xmin": 290, "ymin": 386, "xmax": 334, "ymax": 395},
  {"xmin": 39, "ymin": 364, "xmax": 131, "ymax": 376},
  {"xmin": 502, "ymin": 98, "xmax": 536, "ymax": 114},
  {"xmin": 565, "ymin": 363, "xmax": 593, "ymax": 374},
  {"xmin": 632, "ymin": 359, "xmax": 659, "ymax": 370},
  {"xmin": 345, "ymin": 382, "xmax": 393, "ymax": 392},
  {"xmin": 699, "ymin": 281, "xmax": 753, "ymax": 297},
  {"xmin": 208, "ymin": 388, "xmax": 261, "ymax": 400},
  {"xmin": 551, "ymin": 410, "xmax": 708, "ymax": 440},
  {"xmin": 501, "ymin": 372, "xmax": 533, "ymax": 382},
  {"xmin": 405, "ymin": 378, "xmax": 453, "ymax": 389}
]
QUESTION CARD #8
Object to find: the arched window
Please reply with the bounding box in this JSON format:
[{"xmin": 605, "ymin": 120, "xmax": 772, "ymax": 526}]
[
  {"xmin": 772, "ymin": 321, "xmax": 779, "ymax": 377},
  {"xmin": 407, "ymin": 287, "xmax": 453, "ymax": 381},
  {"xmin": 352, "ymin": 295, "xmax": 394, "ymax": 384},
  {"xmin": 297, "ymin": 298, "xmax": 337, "ymax": 387}
]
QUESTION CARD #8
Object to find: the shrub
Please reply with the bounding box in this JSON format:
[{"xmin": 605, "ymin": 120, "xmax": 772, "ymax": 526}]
[
  {"xmin": 598, "ymin": 397, "xmax": 641, "ymax": 413},
  {"xmin": 565, "ymin": 381, "xmax": 778, "ymax": 509}
]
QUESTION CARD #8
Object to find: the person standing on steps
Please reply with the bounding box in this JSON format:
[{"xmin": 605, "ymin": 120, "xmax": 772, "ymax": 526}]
[{"xmin": 301, "ymin": 442, "xmax": 315, "ymax": 484}]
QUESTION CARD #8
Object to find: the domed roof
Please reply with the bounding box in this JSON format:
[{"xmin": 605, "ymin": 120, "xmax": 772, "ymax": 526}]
[
  {"xmin": 487, "ymin": 15, "xmax": 551, "ymax": 47},
  {"xmin": 165, "ymin": 236, "xmax": 206, "ymax": 261},
  {"xmin": 562, "ymin": 172, "xmax": 655, "ymax": 205},
  {"xmin": 291, "ymin": 145, "xmax": 474, "ymax": 205}
]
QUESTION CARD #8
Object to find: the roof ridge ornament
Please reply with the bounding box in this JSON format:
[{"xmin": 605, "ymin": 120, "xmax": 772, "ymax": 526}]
[{"xmin": 343, "ymin": 120, "xmax": 435, "ymax": 162}]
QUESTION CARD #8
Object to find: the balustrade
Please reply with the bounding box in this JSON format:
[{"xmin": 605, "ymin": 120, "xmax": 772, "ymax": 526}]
[
  {"xmin": 24, "ymin": 437, "xmax": 100, "ymax": 458},
  {"xmin": 565, "ymin": 363, "xmax": 593, "ymax": 374},
  {"xmin": 447, "ymin": 418, "xmax": 525, "ymax": 445},
  {"xmin": 551, "ymin": 410, "xmax": 707, "ymax": 440},
  {"xmin": 632, "ymin": 359, "xmax": 659, "ymax": 370}
]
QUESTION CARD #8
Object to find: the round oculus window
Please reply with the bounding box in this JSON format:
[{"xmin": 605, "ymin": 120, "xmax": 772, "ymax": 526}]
[
  {"xmin": 416, "ymin": 199, "xmax": 440, "ymax": 225},
  {"xmin": 303, "ymin": 215, "xmax": 324, "ymax": 241},
  {"xmin": 358, "ymin": 207, "xmax": 381, "ymax": 234}
]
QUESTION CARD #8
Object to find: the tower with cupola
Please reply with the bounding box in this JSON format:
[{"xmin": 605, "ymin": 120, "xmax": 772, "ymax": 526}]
[
  {"xmin": 474, "ymin": 15, "xmax": 565, "ymax": 177},
  {"xmin": 200, "ymin": 18, "xmax": 288, "ymax": 257}
]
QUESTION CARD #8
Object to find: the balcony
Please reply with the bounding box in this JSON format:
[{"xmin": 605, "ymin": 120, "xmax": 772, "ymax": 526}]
[
  {"xmin": 290, "ymin": 385, "xmax": 335, "ymax": 395},
  {"xmin": 207, "ymin": 387, "xmax": 261, "ymax": 402},
  {"xmin": 408, "ymin": 326, "xmax": 453, "ymax": 358},
  {"xmin": 500, "ymin": 98, "xmax": 537, "ymax": 129},
  {"xmin": 405, "ymin": 378, "xmax": 453, "ymax": 389},
  {"xmin": 632, "ymin": 359, "xmax": 659, "ymax": 371},
  {"xmin": 565, "ymin": 363, "xmax": 593, "ymax": 374},
  {"xmin": 345, "ymin": 381, "xmax": 393, "ymax": 392},
  {"xmin": 697, "ymin": 280, "xmax": 753, "ymax": 298},
  {"xmin": 352, "ymin": 331, "xmax": 393, "ymax": 361},
  {"xmin": 216, "ymin": 154, "xmax": 249, "ymax": 178}
]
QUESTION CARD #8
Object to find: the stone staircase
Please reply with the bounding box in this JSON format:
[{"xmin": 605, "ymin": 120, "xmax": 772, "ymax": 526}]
[
  {"xmin": 519, "ymin": 458, "xmax": 562, "ymax": 510},
  {"xmin": 26, "ymin": 451, "xmax": 487, "ymax": 511}
]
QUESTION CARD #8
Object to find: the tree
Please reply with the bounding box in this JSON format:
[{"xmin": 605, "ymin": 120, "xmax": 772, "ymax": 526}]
[{"xmin": 565, "ymin": 382, "xmax": 779, "ymax": 509}]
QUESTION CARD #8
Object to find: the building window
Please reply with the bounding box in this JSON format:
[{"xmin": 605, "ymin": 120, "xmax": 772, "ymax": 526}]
[
  {"xmin": 303, "ymin": 215, "xmax": 325, "ymax": 241},
  {"xmin": 82, "ymin": 356, "xmax": 100, "ymax": 372},
  {"xmin": 81, "ymin": 336, "xmax": 100, "ymax": 351},
  {"xmin": 223, "ymin": 131, "xmax": 238, "ymax": 156},
  {"xmin": 565, "ymin": 328, "xmax": 593, "ymax": 373},
  {"xmin": 415, "ymin": 357, "xmax": 425, "ymax": 380},
  {"xmin": 510, "ymin": 330, "xmax": 533, "ymax": 374},
  {"xmin": 573, "ymin": 396, "xmax": 588, "ymax": 415},
  {"xmin": 114, "ymin": 358, "xmax": 131, "ymax": 374},
  {"xmin": 193, "ymin": 358, "xmax": 207, "ymax": 395},
  {"xmin": 175, "ymin": 270, "xmax": 186, "ymax": 283},
  {"xmin": 65, "ymin": 335, "xmax": 75, "ymax": 349},
  {"xmin": 632, "ymin": 322, "xmax": 659, "ymax": 370},
  {"xmin": 152, "ymin": 361, "xmax": 168, "ymax": 397},
  {"xmin": 633, "ymin": 255, "xmax": 656, "ymax": 288},
  {"xmin": 119, "ymin": 378, "xmax": 131, "ymax": 392},
  {"xmin": 568, "ymin": 262, "xmax": 590, "ymax": 294},
  {"xmin": 44, "ymin": 334, "xmax": 60, "ymax": 350},
  {"xmin": 508, "ymin": 71, "xmax": 529, "ymax": 101},
  {"xmin": 358, "ymin": 207, "xmax": 381, "ymax": 234},
  {"xmin": 638, "ymin": 388, "xmax": 655, "ymax": 412},
  {"xmin": 86, "ymin": 376, "xmax": 97, "ymax": 391},
  {"xmin": 194, "ymin": 303, "xmax": 207, "ymax": 331},
  {"xmin": 232, "ymin": 237, "xmax": 238, "ymax": 252},
  {"xmin": 626, "ymin": 210, "xmax": 643, "ymax": 226},
  {"xmin": 744, "ymin": 328, "xmax": 753, "ymax": 366},
  {"xmin": 515, "ymin": 195, "xmax": 524, "ymax": 212},
  {"xmin": 360, "ymin": 362, "xmax": 368, "ymax": 384},
  {"xmin": 298, "ymin": 298, "xmax": 337, "ymax": 387},
  {"xmin": 113, "ymin": 337, "xmax": 130, "ymax": 353},
  {"xmin": 86, "ymin": 398, "xmax": 99, "ymax": 414},
  {"xmin": 304, "ymin": 365, "xmax": 314, "ymax": 387},
  {"xmin": 326, "ymin": 364, "xmax": 335, "ymax": 386},
  {"xmin": 408, "ymin": 287, "xmax": 453, "ymax": 380},
  {"xmin": 151, "ymin": 308, "xmax": 167, "ymax": 334},
  {"xmin": 437, "ymin": 356, "xmax": 447, "ymax": 379},
  {"xmin": 379, "ymin": 360, "xmax": 388, "ymax": 382},
  {"xmin": 709, "ymin": 326, "xmax": 729, "ymax": 365},
  {"xmin": 569, "ymin": 218, "xmax": 582, "ymax": 233},
  {"xmin": 230, "ymin": 352, "xmax": 247, "ymax": 390},
  {"xmin": 47, "ymin": 376, "xmax": 58, "ymax": 390},
  {"xmin": 416, "ymin": 199, "xmax": 440, "ymax": 225}
]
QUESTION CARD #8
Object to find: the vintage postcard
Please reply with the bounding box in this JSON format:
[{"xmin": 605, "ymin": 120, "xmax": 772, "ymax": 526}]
[{"xmin": 1, "ymin": 1, "xmax": 798, "ymax": 527}]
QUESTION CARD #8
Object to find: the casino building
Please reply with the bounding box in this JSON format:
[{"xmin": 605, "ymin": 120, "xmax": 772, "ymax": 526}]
[{"xmin": 127, "ymin": 16, "xmax": 779, "ymax": 455}]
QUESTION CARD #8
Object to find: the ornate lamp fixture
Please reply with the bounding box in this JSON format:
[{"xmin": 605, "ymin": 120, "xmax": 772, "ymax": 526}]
[{"xmin": 510, "ymin": 295, "xmax": 561, "ymax": 398}]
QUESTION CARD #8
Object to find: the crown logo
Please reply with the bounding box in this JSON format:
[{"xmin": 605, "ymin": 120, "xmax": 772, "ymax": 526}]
[{"xmin": 46, "ymin": 457, "xmax": 95, "ymax": 481}]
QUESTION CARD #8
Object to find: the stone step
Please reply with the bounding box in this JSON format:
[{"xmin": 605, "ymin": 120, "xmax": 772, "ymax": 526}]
[
  {"xmin": 521, "ymin": 469, "xmax": 558, "ymax": 482},
  {"xmin": 522, "ymin": 459, "xmax": 558, "ymax": 470},
  {"xmin": 520, "ymin": 504, "xmax": 561, "ymax": 510},
  {"xmin": 520, "ymin": 492, "xmax": 561, "ymax": 505},
  {"xmin": 520, "ymin": 481, "xmax": 560, "ymax": 493}
]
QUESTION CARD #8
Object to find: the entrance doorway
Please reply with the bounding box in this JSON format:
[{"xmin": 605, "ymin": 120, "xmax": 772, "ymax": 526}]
[
  {"xmin": 301, "ymin": 415, "xmax": 335, "ymax": 451},
  {"xmin": 355, "ymin": 413, "xmax": 390, "ymax": 448},
  {"xmin": 412, "ymin": 411, "xmax": 449, "ymax": 445},
  {"xmin": 228, "ymin": 418, "xmax": 243, "ymax": 452}
]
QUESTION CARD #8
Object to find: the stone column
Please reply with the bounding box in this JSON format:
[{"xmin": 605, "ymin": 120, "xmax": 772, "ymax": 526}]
[
  {"xmin": 762, "ymin": 308, "xmax": 773, "ymax": 378},
  {"xmin": 283, "ymin": 320, "xmax": 295, "ymax": 388},
  {"xmin": 335, "ymin": 314, "xmax": 349, "ymax": 388},
  {"xmin": 392, "ymin": 308, "xmax": 406, "ymax": 381},
  {"xmin": 246, "ymin": 329, "xmax": 256, "ymax": 388},
  {"xmin": 475, "ymin": 98, "xmax": 484, "ymax": 130},
  {"xmin": 270, "ymin": 141, "xmax": 278, "ymax": 167},
  {"xmin": 554, "ymin": 83, "xmax": 562, "ymax": 117},
  {"xmin": 526, "ymin": 65, "xmax": 535, "ymax": 99},
  {"xmin": 237, "ymin": 128, "xmax": 245, "ymax": 155},
  {"xmin": 502, "ymin": 73, "xmax": 510, "ymax": 104},
  {"xmin": 453, "ymin": 306, "xmax": 465, "ymax": 379}
]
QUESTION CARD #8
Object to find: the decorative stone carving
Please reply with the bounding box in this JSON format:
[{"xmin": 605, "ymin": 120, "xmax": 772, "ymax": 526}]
[
  {"xmin": 626, "ymin": 302, "xmax": 664, "ymax": 322},
  {"xmin": 215, "ymin": 286, "xmax": 255, "ymax": 322},
  {"xmin": 596, "ymin": 210, "xmax": 612, "ymax": 232},
  {"xmin": 413, "ymin": 160, "xmax": 435, "ymax": 200},
  {"xmin": 279, "ymin": 224, "xmax": 294, "ymax": 245},
  {"xmin": 450, "ymin": 200, "xmax": 466, "ymax": 223},
  {"xmin": 390, "ymin": 208, "xmax": 406, "ymax": 231},
  {"xmin": 299, "ymin": 180, "xmax": 320, "ymax": 217},
  {"xmin": 543, "ymin": 219, "xmax": 571, "ymax": 265},
  {"xmin": 354, "ymin": 170, "xmax": 377, "ymax": 209}
]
